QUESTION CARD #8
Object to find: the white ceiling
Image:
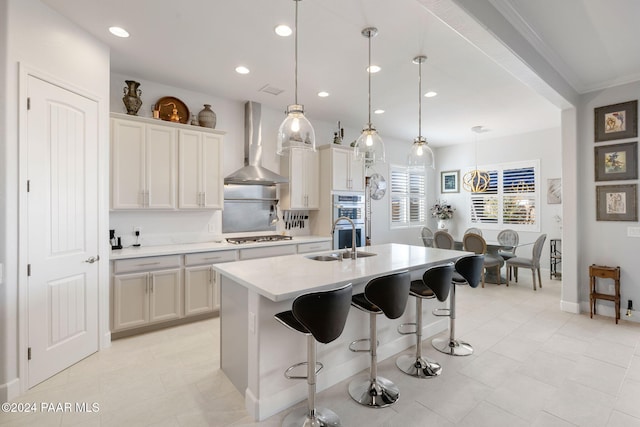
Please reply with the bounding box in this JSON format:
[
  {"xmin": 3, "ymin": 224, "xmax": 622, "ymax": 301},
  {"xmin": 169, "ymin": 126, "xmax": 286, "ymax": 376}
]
[{"xmin": 39, "ymin": 0, "xmax": 638, "ymax": 146}]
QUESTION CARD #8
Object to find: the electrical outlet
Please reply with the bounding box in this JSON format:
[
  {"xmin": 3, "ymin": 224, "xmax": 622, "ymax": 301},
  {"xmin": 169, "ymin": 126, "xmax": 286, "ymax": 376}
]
[
  {"xmin": 608, "ymin": 284, "xmax": 615, "ymax": 293},
  {"xmin": 208, "ymin": 223, "xmax": 216, "ymax": 233},
  {"xmin": 133, "ymin": 226, "xmax": 141, "ymax": 234}
]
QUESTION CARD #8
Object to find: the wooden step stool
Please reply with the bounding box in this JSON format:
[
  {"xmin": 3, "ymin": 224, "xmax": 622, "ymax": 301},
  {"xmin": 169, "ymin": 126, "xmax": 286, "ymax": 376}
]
[{"xmin": 589, "ymin": 264, "xmax": 621, "ymax": 324}]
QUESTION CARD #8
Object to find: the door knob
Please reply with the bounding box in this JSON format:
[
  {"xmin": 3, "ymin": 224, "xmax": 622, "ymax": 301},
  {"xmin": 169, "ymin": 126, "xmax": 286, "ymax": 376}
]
[{"xmin": 84, "ymin": 255, "xmax": 100, "ymax": 264}]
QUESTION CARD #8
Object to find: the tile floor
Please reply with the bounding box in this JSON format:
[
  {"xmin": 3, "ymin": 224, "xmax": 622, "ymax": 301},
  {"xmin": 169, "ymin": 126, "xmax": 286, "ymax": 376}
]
[{"xmin": 2, "ymin": 274, "xmax": 639, "ymax": 426}]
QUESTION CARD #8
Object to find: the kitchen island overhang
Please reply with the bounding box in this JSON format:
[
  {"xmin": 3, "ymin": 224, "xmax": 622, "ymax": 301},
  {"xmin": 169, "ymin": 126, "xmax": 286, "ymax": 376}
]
[{"xmin": 214, "ymin": 243, "xmax": 471, "ymax": 421}]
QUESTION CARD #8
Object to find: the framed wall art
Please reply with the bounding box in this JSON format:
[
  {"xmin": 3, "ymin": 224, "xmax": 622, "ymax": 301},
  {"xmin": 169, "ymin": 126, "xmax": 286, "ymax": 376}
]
[
  {"xmin": 441, "ymin": 170, "xmax": 459, "ymax": 193},
  {"xmin": 596, "ymin": 184, "xmax": 637, "ymax": 221},
  {"xmin": 594, "ymin": 141, "xmax": 638, "ymax": 181},
  {"xmin": 547, "ymin": 178, "xmax": 562, "ymax": 204},
  {"xmin": 594, "ymin": 100, "xmax": 637, "ymax": 142}
]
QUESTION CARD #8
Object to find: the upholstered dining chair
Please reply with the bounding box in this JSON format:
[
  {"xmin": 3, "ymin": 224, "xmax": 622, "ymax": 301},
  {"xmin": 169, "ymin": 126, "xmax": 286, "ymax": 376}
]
[
  {"xmin": 421, "ymin": 227, "xmax": 434, "ymax": 247},
  {"xmin": 497, "ymin": 229, "xmax": 519, "ymax": 280},
  {"xmin": 464, "ymin": 227, "xmax": 483, "ymax": 236},
  {"xmin": 433, "ymin": 231, "xmax": 455, "ymax": 250},
  {"xmin": 506, "ymin": 234, "xmax": 547, "ymax": 291},
  {"xmin": 463, "ymin": 233, "xmax": 502, "ymax": 287}
]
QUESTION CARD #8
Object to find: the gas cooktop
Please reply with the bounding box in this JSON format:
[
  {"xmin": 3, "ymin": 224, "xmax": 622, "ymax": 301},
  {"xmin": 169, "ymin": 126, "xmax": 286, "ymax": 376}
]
[{"xmin": 226, "ymin": 235, "xmax": 293, "ymax": 245}]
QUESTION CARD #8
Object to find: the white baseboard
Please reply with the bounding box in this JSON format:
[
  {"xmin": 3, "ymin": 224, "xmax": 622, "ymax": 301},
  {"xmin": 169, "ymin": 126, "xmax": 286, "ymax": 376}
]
[
  {"xmin": 560, "ymin": 300, "xmax": 580, "ymax": 314},
  {"xmin": 0, "ymin": 378, "xmax": 20, "ymax": 403}
]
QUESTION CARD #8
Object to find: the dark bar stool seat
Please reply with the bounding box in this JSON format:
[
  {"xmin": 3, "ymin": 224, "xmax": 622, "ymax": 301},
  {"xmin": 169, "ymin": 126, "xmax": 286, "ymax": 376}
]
[
  {"xmin": 348, "ymin": 271, "xmax": 410, "ymax": 408},
  {"xmin": 274, "ymin": 283, "xmax": 353, "ymax": 427},
  {"xmin": 396, "ymin": 264, "xmax": 454, "ymax": 378},
  {"xmin": 432, "ymin": 255, "xmax": 484, "ymax": 356}
]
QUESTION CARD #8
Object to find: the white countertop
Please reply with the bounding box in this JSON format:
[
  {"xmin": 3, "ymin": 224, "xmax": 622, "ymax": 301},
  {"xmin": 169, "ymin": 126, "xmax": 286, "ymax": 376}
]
[
  {"xmin": 109, "ymin": 235, "xmax": 331, "ymax": 260},
  {"xmin": 214, "ymin": 243, "xmax": 471, "ymax": 301}
]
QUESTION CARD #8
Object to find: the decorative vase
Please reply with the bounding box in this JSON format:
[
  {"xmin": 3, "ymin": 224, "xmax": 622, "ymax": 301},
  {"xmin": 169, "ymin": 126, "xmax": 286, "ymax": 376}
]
[
  {"xmin": 198, "ymin": 104, "xmax": 216, "ymax": 128},
  {"xmin": 437, "ymin": 219, "xmax": 450, "ymax": 230},
  {"xmin": 122, "ymin": 80, "xmax": 142, "ymax": 116}
]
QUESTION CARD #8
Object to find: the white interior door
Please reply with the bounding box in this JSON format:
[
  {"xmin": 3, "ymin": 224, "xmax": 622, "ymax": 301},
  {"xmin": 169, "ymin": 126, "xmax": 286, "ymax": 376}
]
[{"xmin": 26, "ymin": 75, "xmax": 99, "ymax": 388}]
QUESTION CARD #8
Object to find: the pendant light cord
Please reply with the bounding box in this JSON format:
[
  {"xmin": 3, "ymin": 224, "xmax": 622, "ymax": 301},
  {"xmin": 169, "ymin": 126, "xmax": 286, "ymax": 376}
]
[
  {"xmin": 418, "ymin": 60, "xmax": 422, "ymax": 139},
  {"xmin": 294, "ymin": 0, "xmax": 299, "ymax": 105},
  {"xmin": 367, "ymin": 31, "xmax": 372, "ymax": 127}
]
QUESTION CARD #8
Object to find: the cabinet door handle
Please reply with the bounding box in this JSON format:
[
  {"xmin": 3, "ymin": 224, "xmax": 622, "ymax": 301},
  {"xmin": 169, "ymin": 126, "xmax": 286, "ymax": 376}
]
[
  {"xmin": 137, "ymin": 262, "xmax": 160, "ymax": 266},
  {"xmin": 209, "ymin": 266, "xmax": 214, "ymax": 284},
  {"xmin": 145, "ymin": 275, "xmax": 149, "ymax": 294},
  {"xmin": 84, "ymin": 255, "xmax": 100, "ymax": 264},
  {"xmin": 198, "ymin": 192, "xmax": 203, "ymax": 206},
  {"xmin": 150, "ymin": 275, "xmax": 154, "ymax": 292}
]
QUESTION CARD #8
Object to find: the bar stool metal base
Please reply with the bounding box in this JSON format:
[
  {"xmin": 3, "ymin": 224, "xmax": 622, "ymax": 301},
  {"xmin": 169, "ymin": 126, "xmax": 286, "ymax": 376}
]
[
  {"xmin": 282, "ymin": 407, "xmax": 342, "ymax": 427},
  {"xmin": 395, "ymin": 355, "xmax": 442, "ymax": 377},
  {"xmin": 432, "ymin": 337, "xmax": 474, "ymax": 356},
  {"xmin": 348, "ymin": 376, "xmax": 399, "ymax": 408}
]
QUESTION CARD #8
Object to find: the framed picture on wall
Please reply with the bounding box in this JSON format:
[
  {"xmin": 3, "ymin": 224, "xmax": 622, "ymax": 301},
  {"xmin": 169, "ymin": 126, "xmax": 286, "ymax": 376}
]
[
  {"xmin": 596, "ymin": 184, "xmax": 637, "ymax": 221},
  {"xmin": 441, "ymin": 170, "xmax": 459, "ymax": 193},
  {"xmin": 594, "ymin": 141, "xmax": 638, "ymax": 181},
  {"xmin": 594, "ymin": 100, "xmax": 638, "ymax": 142}
]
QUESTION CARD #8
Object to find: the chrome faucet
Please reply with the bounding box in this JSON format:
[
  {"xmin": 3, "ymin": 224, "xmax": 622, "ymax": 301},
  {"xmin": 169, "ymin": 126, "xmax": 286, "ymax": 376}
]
[{"xmin": 331, "ymin": 216, "xmax": 357, "ymax": 260}]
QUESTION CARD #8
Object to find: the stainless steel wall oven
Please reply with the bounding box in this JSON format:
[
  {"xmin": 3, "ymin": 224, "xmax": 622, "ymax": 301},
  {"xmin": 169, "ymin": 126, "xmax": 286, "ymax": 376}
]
[{"xmin": 332, "ymin": 194, "xmax": 365, "ymax": 249}]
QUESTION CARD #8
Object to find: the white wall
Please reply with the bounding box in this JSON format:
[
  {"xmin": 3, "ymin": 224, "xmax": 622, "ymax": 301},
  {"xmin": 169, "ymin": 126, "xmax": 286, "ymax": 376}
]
[
  {"xmin": 576, "ymin": 81, "xmax": 640, "ymax": 319},
  {"xmin": 1, "ymin": 0, "xmax": 110, "ymax": 401},
  {"xmin": 432, "ymin": 127, "xmax": 562, "ymax": 268}
]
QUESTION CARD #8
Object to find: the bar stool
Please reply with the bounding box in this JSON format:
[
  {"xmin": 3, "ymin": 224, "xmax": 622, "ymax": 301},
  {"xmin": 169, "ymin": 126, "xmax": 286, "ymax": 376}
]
[
  {"xmin": 274, "ymin": 283, "xmax": 353, "ymax": 427},
  {"xmin": 432, "ymin": 255, "xmax": 484, "ymax": 356},
  {"xmin": 348, "ymin": 271, "xmax": 410, "ymax": 408},
  {"xmin": 396, "ymin": 264, "xmax": 454, "ymax": 378}
]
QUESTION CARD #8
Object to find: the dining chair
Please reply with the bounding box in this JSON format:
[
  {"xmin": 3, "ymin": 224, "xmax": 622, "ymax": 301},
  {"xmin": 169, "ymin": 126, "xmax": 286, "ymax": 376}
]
[
  {"xmin": 497, "ymin": 229, "xmax": 519, "ymax": 280},
  {"xmin": 464, "ymin": 227, "xmax": 482, "ymax": 236},
  {"xmin": 433, "ymin": 230, "xmax": 455, "ymax": 249},
  {"xmin": 506, "ymin": 234, "xmax": 547, "ymax": 291},
  {"xmin": 463, "ymin": 233, "xmax": 502, "ymax": 287},
  {"xmin": 421, "ymin": 226, "xmax": 434, "ymax": 247}
]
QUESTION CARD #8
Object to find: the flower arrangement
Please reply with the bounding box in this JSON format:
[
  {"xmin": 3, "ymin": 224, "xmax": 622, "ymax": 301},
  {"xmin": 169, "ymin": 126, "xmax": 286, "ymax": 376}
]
[{"xmin": 431, "ymin": 200, "xmax": 455, "ymax": 220}]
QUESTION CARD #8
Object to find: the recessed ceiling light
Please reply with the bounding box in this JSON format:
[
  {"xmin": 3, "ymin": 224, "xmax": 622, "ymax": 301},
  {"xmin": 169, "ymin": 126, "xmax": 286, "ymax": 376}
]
[
  {"xmin": 424, "ymin": 91, "xmax": 437, "ymax": 98},
  {"xmin": 235, "ymin": 66, "xmax": 250, "ymax": 75},
  {"xmin": 317, "ymin": 91, "xmax": 329, "ymax": 97},
  {"xmin": 275, "ymin": 25, "xmax": 292, "ymax": 37},
  {"xmin": 367, "ymin": 65, "xmax": 381, "ymax": 73},
  {"xmin": 109, "ymin": 26, "xmax": 129, "ymax": 38},
  {"xmin": 374, "ymin": 109, "xmax": 385, "ymax": 114}
]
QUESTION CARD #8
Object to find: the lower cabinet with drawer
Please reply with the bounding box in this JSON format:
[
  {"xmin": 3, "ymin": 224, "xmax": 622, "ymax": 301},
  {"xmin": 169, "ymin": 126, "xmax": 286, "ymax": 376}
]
[
  {"xmin": 112, "ymin": 255, "xmax": 182, "ymax": 332},
  {"xmin": 184, "ymin": 250, "xmax": 237, "ymax": 316}
]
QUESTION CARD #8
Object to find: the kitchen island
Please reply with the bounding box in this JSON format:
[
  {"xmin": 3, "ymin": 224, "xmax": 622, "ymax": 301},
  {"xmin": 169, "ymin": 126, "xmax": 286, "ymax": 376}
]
[{"xmin": 214, "ymin": 243, "xmax": 469, "ymax": 421}]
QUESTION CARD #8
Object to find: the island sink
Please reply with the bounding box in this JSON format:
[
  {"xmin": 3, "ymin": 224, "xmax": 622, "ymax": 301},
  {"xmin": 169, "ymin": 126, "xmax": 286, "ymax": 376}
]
[{"xmin": 305, "ymin": 250, "xmax": 377, "ymax": 261}]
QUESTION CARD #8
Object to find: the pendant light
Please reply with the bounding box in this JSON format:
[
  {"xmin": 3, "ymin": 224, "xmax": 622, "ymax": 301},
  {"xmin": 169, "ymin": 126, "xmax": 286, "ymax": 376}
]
[
  {"xmin": 354, "ymin": 27, "xmax": 385, "ymax": 165},
  {"xmin": 276, "ymin": 0, "xmax": 315, "ymax": 156},
  {"xmin": 408, "ymin": 55, "xmax": 435, "ymax": 170},
  {"xmin": 462, "ymin": 126, "xmax": 490, "ymax": 192}
]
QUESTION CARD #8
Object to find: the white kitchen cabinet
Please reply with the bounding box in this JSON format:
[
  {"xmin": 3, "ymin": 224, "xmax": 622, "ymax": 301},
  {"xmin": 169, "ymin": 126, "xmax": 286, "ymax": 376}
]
[
  {"xmin": 280, "ymin": 148, "xmax": 319, "ymax": 210},
  {"xmin": 183, "ymin": 250, "xmax": 236, "ymax": 316},
  {"xmin": 178, "ymin": 129, "xmax": 224, "ymax": 209},
  {"xmin": 321, "ymin": 145, "xmax": 365, "ymax": 192},
  {"xmin": 111, "ymin": 116, "xmax": 177, "ymax": 209},
  {"xmin": 111, "ymin": 255, "xmax": 182, "ymax": 332},
  {"xmin": 297, "ymin": 241, "xmax": 332, "ymax": 254}
]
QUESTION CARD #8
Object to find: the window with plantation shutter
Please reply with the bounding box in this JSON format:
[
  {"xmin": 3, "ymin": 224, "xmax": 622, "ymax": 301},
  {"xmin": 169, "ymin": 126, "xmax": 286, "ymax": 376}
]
[
  {"xmin": 469, "ymin": 160, "xmax": 539, "ymax": 231},
  {"xmin": 390, "ymin": 165, "xmax": 426, "ymax": 228}
]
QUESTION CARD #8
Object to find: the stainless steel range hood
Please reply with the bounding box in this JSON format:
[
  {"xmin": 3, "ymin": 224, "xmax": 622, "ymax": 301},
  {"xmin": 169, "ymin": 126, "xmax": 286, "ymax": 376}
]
[{"xmin": 224, "ymin": 101, "xmax": 288, "ymax": 185}]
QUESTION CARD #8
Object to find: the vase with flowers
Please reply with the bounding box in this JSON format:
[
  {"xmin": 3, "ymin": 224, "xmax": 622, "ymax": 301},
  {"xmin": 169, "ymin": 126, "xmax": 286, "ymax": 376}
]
[{"xmin": 431, "ymin": 200, "xmax": 455, "ymax": 230}]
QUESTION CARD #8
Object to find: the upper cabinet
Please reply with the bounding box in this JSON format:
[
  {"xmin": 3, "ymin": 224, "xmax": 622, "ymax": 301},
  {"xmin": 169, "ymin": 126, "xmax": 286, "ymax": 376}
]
[
  {"xmin": 320, "ymin": 145, "xmax": 365, "ymax": 192},
  {"xmin": 178, "ymin": 129, "xmax": 223, "ymax": 209},
  {"xmin": 111, "ymin": 116, "xmax": 177, "ymax": 209},
  {"xmin": 279, "ymin": 148, "xmax": 319, "ymax": 210},
  {"xmin": 110, "ymin": 113, "xmax": 225, "ymax": 210}
]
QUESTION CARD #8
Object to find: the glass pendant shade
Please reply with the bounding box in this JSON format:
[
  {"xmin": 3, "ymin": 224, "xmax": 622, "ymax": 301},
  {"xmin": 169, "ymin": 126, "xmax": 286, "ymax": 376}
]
[
  {"xmin": 276, "ymin": 0, "xmax": 315, "ymax": 156},
  {"xmin": 276, "ymin": 104, "xmax": 315, "ymax": 155},
  {"xmin": 355, "ymin": 125, "xmax": 385, "ymax": 165},
  {"xmin": 354, "ymin": 27, "xmax": 385, "ymax": 165},
  {"xmin": 408, "ymin": 136, "xmax": 435, "ymax": 170}
]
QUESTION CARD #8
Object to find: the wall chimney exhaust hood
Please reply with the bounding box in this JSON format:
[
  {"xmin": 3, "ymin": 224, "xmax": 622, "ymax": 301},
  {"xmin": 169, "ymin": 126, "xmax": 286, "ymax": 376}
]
[{"xmin": 224, "ymin": 101, "xmax": 288, "ymax": 185}]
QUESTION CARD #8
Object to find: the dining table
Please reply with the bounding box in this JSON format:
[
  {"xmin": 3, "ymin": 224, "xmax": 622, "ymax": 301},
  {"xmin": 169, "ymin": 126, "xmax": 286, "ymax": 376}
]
[{"xmin": 453, "ymin": 239, "xmax": 533, "ymax": 284}]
